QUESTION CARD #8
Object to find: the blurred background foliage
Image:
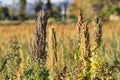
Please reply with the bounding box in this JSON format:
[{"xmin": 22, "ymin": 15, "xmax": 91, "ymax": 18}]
[
  {"xmin": 69, "ymin": 0, "xmax": 120, "ymax": 20},
  {"xmin": 0, "ymin": 0, "xmax": 120, "ymax": 22}
]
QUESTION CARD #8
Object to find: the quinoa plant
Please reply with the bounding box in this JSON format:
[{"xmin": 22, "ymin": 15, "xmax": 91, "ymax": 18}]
[
  {"xmin": 91, "ymin": 16, "xmax": 120, "ymax": 80},
  {"xmin": 92, "ymin": 16, "xmax": 102, "ymax": 50},
  {"xmin": 47, "ymin": 27, "xmax": 58, "ymax": 79},
  {"xmin": 90, "ymin": 16, "xmax": 102, "ymax": 79},
  {"xmin": 74, "ymin": 11, "xmax": 103, "ymax": 80},
  {"xmin": 94, "ymin": 60, "xmax": 120, "ymax": 80},
  {"xmin": 74, "ymin": 10, "xmax": 91, "ymax": 80},
  {"xmin": 0, "ymin": 36, "xmax": 21, "ymax": 80},
  {"xmin": 29, "ymin": 10, "xmax": 49, "ymax": 80}
]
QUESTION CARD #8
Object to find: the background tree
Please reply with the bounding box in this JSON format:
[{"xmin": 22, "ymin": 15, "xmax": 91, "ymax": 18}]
[
  {"xmin": 68, "ymin": 0, "xmax": 81, "ymax": 18},
  {"xmin": 61, "ymin": 1, "xmax": 69, "ymax": 21},
  {"xmin": 0, "ymin": 6, "xmax": 10, "ymax": 20},
  {"xmin": 34, "ymin": 0, "xmax": 43, "ymax": 13},
  {"xmin": 10, "ymin": 0, "xmax": 15, "ymax": 20},
  {"xmin": 68, "ymin": 0, "xmax": 120, "ymax": 20},
  {"xmin": 52, "ymin": 5, "xmax": 61, "ymax": 19},
  {"xmin": 46, "ymin": 0, "xmax": 52, "ymax": 17},
  {"xmin": 2, "ymin": 7, "xmax": 10, "ymax": 19},
  {"xmin": 0, "ymin": 6, "xmax": 4, "ymax": 20},
  {"xmin": 68, "ymin": 0, "xmax": 102, "ymax": 19},
  {"xmin": 19, "ymin": 0, "xmax": 26, "ymax": 21},
  {"xmin": 99, "ymin": 0, "xmax": 120, "ymax": 20}
]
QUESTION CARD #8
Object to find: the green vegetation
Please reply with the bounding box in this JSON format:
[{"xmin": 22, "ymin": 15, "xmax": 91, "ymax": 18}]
[{"xmin": 0, "ymin": 10, "xmax": 120, "ymax": 80}]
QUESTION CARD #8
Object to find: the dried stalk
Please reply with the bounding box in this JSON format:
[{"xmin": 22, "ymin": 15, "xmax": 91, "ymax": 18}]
[
  {"xmin": 91, "ymin": 16, "xmax": 102, "ymax": 79},
  {"xmin": 30, "ymin": 10, "xmax": 48, "ymax": 74},
  {"xmin": 76, "ymin": 10, "xmax": 83, "ymax": 39},
  {"xmin": 47, "ymin": 27, "xmax": 58, "ymax": 79},
  {"xmin": 76, "ymin": 10, "xmax": 91, "ymax": 79},
  {"xmin": 92, "ymin": 16, "xmax": 102, "ymax": 49}
]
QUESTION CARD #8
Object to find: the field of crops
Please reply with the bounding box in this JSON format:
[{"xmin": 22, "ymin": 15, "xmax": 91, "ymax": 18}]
[{"xmin": 0, "ymin": 12, "xmax": 120, "ymax": 80}]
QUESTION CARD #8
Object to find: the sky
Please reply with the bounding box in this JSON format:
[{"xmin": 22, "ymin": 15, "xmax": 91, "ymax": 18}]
[{"xmin": 0, "ymin": 0, "xmax": 70, "ymax": 5}]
